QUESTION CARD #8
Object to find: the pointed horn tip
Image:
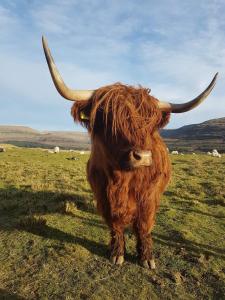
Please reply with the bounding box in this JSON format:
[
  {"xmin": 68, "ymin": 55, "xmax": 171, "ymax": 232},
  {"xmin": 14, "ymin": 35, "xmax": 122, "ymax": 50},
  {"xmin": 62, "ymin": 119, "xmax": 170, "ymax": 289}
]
[
  {"xmin": 210, "ymin": 72, "xmax": 219, "ymax": 88},
  {"xmin": 42, "ymin": 36, "xmax": 47, "ymax": 47},
  {"xmin": 42, "ymin": 36, "xmax": 50, "ymax": 51},
  {"xmin": 212, "ymin": 72, "xmax": 219, "ymax": 83},
  {"xmin": 157, "ymin": 72, "xmax": 219, "ymax": 113}
]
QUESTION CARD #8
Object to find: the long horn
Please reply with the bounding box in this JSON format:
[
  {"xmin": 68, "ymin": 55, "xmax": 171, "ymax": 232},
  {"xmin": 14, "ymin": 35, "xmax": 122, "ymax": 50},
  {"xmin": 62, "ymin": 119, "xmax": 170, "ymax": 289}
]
[
  {"xmin": 42, "ymin": 36, "xmax": 94, "ymax": 101},
  {"xmin": 158, "ymin": 73, "xmax": 218, "ymax": 113}
]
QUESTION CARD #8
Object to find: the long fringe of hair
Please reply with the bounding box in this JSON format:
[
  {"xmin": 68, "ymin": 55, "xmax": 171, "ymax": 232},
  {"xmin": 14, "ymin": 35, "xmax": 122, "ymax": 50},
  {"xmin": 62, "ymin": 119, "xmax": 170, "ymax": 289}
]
[{"xmin": 71, "ymin": 83, "xmax": 170, "ymax": 144}]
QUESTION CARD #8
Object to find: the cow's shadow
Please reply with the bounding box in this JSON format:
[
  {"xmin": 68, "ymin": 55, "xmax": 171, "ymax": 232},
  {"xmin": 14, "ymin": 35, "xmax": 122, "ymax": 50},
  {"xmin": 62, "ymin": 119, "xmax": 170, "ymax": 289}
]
[
  {"xmin": 153, "ymin": 232, "xmax": 225, "ymax": 259},
  {"xmin": 22, "ymin": 222, "xmax": 110, "ymax": 259},
  {"xmin": 0, "ymin": 289, "xmax": 27, "ymax": 300},
  {"xmin": 0, "ymin": 185, "xmax": 110, "ymax": 260},
  {"xmin": 0, "ymin": 185, "xmax": 94, "ymax": 218}
]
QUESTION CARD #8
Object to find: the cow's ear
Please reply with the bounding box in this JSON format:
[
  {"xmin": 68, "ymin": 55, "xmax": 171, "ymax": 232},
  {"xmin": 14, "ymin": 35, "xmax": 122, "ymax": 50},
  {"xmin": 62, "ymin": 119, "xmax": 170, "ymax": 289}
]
[
  {"xmin": 158, "ymin": 111, "xmax": 171, "ymax": 128},
  {"xmin": 71, "ymin": 101, "xmax": 91, "ymax": 128}
]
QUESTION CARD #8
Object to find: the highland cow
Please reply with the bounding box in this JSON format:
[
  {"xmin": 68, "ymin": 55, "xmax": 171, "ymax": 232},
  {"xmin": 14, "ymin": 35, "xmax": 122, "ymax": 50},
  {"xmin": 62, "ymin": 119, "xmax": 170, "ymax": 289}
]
[{"xmin": 42, "ymin": 36, "xmax": 218, "ymax": 268}]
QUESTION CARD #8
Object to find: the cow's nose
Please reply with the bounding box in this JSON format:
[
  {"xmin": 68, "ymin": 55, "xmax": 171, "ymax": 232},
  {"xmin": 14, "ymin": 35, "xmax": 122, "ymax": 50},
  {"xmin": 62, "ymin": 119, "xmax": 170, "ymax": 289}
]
[{"xmin": 130, "ymin": 150, "xmax": 152, "ymax": 167}]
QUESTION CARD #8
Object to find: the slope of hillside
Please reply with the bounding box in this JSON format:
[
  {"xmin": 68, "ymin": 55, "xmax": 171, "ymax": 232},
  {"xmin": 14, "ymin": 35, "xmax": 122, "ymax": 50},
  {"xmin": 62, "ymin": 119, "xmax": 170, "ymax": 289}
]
[
  {"xmin": 0, "ymin": 125, "xmax": 39, "ymax": 136},
  {"xmin": 0, "ymin": 125, "xmax": 39, "ymax": 133},
  {"xmin": 161, "ymin": 117, "xmax": 225, "ymax": 139},
  {"xmin": 0, "ymin": 126, "xmax": 90, "ymax": 150},
  {"xmin": 0, "ymin": 117, "xmax": 224, "ymax": 152}
]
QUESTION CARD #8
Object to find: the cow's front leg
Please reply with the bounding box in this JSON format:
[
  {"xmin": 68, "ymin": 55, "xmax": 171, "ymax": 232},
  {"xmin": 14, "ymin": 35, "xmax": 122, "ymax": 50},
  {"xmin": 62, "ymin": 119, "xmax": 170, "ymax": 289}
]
[
  {"xmin": 110, "ymin": 223, "xmax": 125, "ymax": 265},
  {"xmin": 137, "ymin": 231, "xmax": 155, "ymax": 269},
  {"xmin": 134, "ymin": 219, "xmax": 156, "ymax": 269}
]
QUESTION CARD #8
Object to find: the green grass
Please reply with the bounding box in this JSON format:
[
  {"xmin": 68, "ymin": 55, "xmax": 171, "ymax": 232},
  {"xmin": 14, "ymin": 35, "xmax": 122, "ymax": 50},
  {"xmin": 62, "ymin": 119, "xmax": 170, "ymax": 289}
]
[{"xmin": 0, "ymin": 147, "xmax": 224, "ymax": 300}]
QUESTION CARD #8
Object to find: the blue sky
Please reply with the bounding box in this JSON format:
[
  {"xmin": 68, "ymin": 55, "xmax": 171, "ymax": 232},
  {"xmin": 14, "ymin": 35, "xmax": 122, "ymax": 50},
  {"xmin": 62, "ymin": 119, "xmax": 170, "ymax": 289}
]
[{"xmin": 0, "ymin": 0, "xmax": 225, "ymax": 131}]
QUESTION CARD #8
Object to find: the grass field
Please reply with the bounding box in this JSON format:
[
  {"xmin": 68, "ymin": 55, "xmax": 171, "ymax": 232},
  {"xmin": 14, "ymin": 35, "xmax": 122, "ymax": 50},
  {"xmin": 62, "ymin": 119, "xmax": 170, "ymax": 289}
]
[{"xmin": 0, "ymin": 146, "xmax": 224, "ymax": 300}]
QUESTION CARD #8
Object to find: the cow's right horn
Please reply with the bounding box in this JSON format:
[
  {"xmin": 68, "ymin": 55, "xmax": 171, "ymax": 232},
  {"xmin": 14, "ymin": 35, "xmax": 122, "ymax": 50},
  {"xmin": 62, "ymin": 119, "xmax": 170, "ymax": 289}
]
[
  {"xmin": 42, "ymin": 36, "xmax": 94, "ymax": 101},
  {"xmin": 157, "ymin": 73, "xmax": 218, "ymax": 113}
]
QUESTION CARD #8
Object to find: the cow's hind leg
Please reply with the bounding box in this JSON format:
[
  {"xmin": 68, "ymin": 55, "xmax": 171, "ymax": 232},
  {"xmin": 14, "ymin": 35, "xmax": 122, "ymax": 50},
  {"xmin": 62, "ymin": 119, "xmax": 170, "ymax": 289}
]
[
  {"xmin": 134, "ymin": 211, "xmax": 156, "ymax": 269},
  {"xmin": 110, "ymin": 223, "xmax": 125, "ymax": 265}
]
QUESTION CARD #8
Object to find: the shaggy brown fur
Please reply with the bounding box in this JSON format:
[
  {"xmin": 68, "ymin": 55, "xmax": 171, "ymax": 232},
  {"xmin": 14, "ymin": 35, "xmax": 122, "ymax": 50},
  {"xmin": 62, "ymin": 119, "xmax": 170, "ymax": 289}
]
[{"xmin": 71, "ymin": 83, "xmax": 171, "ymax": 266}]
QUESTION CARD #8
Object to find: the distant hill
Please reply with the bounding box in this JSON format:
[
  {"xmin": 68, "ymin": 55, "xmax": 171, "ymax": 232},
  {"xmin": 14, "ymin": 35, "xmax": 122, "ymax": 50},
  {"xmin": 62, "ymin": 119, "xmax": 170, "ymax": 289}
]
[
  {"xmin": 160, "ymin": 117, "xmax": 225, "ymax": 152},
  {"xmin": 0, "ymin": 125, "xmax": 90, "ymax": 150},
  {"xmin": 0, "ymin": 117, "xmax": 224, "ymax": 152},
  {"xmin": 161, "ymin": 118, "xmax": 225, "ymax": 139}
]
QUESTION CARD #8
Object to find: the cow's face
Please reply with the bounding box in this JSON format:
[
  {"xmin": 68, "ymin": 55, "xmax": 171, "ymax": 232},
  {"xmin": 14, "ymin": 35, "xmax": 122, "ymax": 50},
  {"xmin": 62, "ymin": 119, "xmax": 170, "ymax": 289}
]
[{"xmin": 71, "ymin": 84, "xmax": 170, "ymax": 169}]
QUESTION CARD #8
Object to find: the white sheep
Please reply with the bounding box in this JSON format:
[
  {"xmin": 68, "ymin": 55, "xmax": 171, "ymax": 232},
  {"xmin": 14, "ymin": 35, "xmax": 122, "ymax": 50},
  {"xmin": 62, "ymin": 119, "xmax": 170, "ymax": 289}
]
[
  {"xmin": 171, "ymin": 151, "xmax": 179, "ymax": 155},
  {"xmin": 54, "ymin": 146, "xmax": 60, "ymax": 153},
  {"xmin": 212, "ymin": 149, "xmax": 221, "ymax": 157},
  {"xmin": 212, "ymin": 152, "xmax": 221, "ymax": 158}
]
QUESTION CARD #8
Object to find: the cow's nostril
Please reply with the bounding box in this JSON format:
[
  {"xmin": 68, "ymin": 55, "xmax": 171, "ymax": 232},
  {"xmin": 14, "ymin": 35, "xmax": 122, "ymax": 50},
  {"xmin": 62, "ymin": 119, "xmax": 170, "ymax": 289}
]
[{"xmin": 133, "ymin": 151, "xmax": 142, "ymax": 161}]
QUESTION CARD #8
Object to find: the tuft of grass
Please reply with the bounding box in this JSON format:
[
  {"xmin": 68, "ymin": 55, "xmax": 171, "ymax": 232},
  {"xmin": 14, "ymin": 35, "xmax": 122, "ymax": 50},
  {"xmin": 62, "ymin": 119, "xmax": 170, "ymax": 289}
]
[
  {"xmin": 0, "ymin": 147, "xmax": 224, "ymax": 299},
  {"xmin": 17, "ymin": 215, "xmax": 47, "ymax": 228},
  {"xmin": 62, "ymin": 200, "xmax": 78, "ymax": 215}
]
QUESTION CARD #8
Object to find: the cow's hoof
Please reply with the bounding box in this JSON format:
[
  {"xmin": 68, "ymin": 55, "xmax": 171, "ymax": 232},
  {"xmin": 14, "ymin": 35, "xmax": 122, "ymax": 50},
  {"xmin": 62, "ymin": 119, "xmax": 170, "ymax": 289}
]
[
  {"xmin": 141, "ymin": 259, "xmax": 156, "ymax": 270},
  {"xmin": 111, "ymin": 255, "xmax": 124, "ymax": 265}
]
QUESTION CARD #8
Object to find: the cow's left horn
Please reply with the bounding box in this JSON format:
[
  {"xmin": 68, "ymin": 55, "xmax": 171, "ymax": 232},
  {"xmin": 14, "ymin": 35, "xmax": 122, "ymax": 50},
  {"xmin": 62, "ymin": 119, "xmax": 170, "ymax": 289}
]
[
  {"xmin": 42, "ymin": 36, "xmax": 94, "ymax": 101},
  {"xmin": 158, "ymin": 73, "xmax": 218, "ymax": 113}
]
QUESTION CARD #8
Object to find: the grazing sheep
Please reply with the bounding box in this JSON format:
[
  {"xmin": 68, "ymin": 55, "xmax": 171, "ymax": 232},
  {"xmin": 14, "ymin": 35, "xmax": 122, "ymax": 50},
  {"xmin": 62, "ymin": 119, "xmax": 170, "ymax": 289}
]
[
  {"xmin": 54, "ymin": 146, "xmax": 60, "ymax": 153},
  {"xmin": 0, "ymin": 147, "xmax": 6, "ymax": 152},
  {"xmin": 213, "ymin": 152, "xmax": 221, "ymax": 158},
  {"xmin": 212, "ymin": 149, "xmax": 221, "ymax": 157},
  {"xmin": 171, "ymin": 151, "xmax": 179, "ymax": 155}
]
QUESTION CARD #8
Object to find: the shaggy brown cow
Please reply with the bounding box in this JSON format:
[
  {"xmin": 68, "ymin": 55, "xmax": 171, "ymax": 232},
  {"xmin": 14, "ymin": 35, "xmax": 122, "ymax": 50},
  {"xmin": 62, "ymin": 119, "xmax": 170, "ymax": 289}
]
[{"xmin": 42, "ymin": 36, "xmax": 218, "ymax": 268}]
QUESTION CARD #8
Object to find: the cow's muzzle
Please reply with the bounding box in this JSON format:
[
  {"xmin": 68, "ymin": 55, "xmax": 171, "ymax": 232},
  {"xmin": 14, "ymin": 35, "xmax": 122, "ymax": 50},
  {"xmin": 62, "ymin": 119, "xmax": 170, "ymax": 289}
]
[{"xmin": 129, "ymin": 150, "xmax": 152, "ymax": 168}]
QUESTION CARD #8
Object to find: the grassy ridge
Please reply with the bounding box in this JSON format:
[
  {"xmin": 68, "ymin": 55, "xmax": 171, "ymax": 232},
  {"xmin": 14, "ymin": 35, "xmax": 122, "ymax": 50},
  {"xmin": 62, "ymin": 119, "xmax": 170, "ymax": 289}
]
[{"xmin": 0, "ymin": 147, "xmax": 224, "ymax": 299}]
